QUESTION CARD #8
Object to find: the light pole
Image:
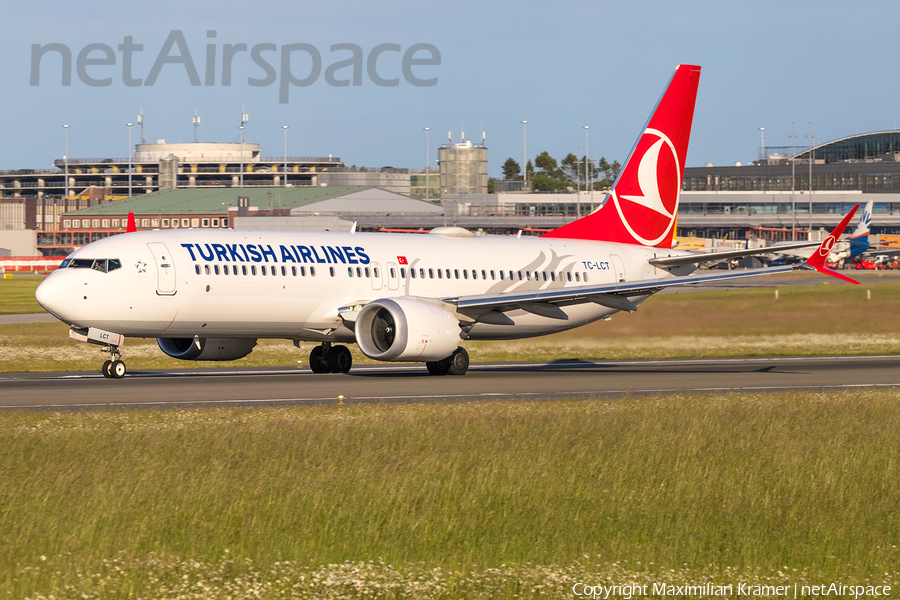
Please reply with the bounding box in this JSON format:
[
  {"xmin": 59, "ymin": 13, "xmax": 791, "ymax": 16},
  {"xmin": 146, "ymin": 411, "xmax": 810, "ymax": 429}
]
[
  {"xmin": 423, "ymin": 127, "xmax": 430, "ymax": 200},
  {"xmin": 521, "ymin": 120, "xmax": 528, "ymax": 188},
  {"xmin": 240, "ymin": 109, "xmax": 249, "ymax": 188},
  {"xmin": 807, "ymin": 124, "xmax": 815, "ymax": 237},
  {"xmin": 63, "ymin": 124, "xmax": 69, "ymax": 201},
  {"xmin": 759, "ymin": 127, "xmax": 766, "ymax": 162},
  {"xmin": 789, "ymin": 123, "xmax": 798, "ymax": 240},
  {"xmin": 283, "ymin": 125, "xmax": 289, "ymax": 188},
  {"xmin": 127, "ymin": 123, "xmax": 133, "ymax": 197},
  {"xmin": 584, "ymin": 125, "xmax": 591, "ymax": 215}
]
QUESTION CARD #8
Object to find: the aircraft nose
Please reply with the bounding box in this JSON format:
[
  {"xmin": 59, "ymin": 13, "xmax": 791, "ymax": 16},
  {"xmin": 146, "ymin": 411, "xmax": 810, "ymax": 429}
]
[{"xmin": 35, "ymin": 270, "xmax": 76, "ymax": 321}]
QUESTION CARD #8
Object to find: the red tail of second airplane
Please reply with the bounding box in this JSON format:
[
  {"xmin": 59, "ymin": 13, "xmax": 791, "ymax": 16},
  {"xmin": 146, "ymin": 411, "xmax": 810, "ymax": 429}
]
[{"xmin": 544, "ymin": 64, "xmax": 701, "ymax": 248}]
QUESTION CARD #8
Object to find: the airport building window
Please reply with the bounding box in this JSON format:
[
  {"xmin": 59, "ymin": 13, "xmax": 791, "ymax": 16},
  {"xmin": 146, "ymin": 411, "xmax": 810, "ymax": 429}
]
[
  {"xmin": 101, "ymin": 219, "xmax": 110, "ymax": 228},
  {"xmin": 212, "ymin": 218, "xmax": 220, "ymax": 227},
  {"xmin": 152, "ymin": 219, "xmax": 159, "ymax": 227},
  {"xmin": 202, "ymin": 219, "xmax": 210, "ymax": 227},
  {"xmin": 162, "ymin": 219, "xmax": 169, "ymax": 227},
  {"xmin": 182, "ymin": 219, "xmax": 189, "ymax": 227},
  {"xmin": 191, "ymin": 219, "xmax": 199, "ymax": 227},
  {"xmin": 63, "ymin": 219, "xmax": 71, "ymax": 228},
  {"xmin": 141, "ymin": 219, "xmax": 150, "ymax": 227},
  {"xmin": 112, "ymin": 219, "xmax": 120, "ymax": 228},
  {"xmin": 92, "ymin": 219, "xmax": 100, "ymax": 228}
]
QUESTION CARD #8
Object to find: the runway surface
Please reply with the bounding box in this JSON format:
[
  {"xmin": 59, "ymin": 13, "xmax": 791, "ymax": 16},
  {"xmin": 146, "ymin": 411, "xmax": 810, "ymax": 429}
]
[{"xmin": 2, "ymin": 355, "xmax": 899, "ymax": 410}]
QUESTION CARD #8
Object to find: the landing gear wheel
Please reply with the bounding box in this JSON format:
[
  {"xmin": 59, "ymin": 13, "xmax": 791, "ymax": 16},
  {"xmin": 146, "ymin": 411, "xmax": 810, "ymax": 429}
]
[
  {"xmin": 447, "ymin": 347, "xmax": 469, "ymax": 376},
  {"xmin": 309, "ymin": 346, "xmax": 329, "ymax": 373},
  {"xmin": 426, "ymin": 357, "xmax": 452, "ymax": 375},
  {"xmin": 101, "ymin": 360, "xmax": 113, "ymax": 379},
  {"xmin": 328, "ymin": 345, "xmax": 353, "ymax": 374},
  {"xmin": 110, "ymin": 360, "xmax": 127, "ymax": 379}
]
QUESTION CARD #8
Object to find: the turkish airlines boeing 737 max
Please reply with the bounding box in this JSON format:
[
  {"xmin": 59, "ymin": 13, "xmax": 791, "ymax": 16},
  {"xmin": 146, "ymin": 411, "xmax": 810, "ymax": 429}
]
[{"xmin": 35, "ymin": 64, "xmax": 859, "ymax": 379}]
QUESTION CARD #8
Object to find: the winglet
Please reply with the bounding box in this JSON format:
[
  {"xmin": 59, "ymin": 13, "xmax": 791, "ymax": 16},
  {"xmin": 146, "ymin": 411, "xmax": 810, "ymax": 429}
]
[
  {"xmin": 805, "ymin": 205, "xmax": 860, "ymax": 284},
  {"xmin": 126, "ymin": 212, "xmax": 137, "ymax": 233}
]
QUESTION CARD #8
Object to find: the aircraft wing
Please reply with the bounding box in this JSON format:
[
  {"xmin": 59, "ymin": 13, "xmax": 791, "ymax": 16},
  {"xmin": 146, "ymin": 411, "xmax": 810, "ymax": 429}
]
[
  {"xmin": 649, "ymin": 241, "xmax": 819, "ymax": 268},
  {"xmin": 443, "ymin": 265, "xmax": 798, "ymax": 320}
]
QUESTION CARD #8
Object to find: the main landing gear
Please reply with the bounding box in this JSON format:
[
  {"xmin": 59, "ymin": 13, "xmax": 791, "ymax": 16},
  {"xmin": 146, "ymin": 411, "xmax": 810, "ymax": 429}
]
[
  {"xmin": 426, "ymin": 347, "xmax": 469, "ymax": 376},
  {"xmin": 309, "ymin": 342, "xmax": 353, "ymax": 374},
  {"xmin": 101, "ymin": 346, "xmax": 127, "ymax": 379}
]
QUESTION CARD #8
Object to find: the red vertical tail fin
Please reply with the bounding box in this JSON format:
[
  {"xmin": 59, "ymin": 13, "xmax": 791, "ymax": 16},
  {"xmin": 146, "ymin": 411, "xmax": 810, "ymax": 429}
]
[
  {"xmin": 543, "ymin": 64, "xmax": 701, "ymax": 248},
  {"xmin": 126, "ymin": 212, "xmax": 137, "ymax": 233}
]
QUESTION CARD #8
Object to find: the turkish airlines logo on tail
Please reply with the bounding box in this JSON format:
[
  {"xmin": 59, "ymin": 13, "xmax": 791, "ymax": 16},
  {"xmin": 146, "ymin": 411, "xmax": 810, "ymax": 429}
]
[
  {"xmin": 610, "ymin": 128, "xmax": 681, "ymax": 246},
  {"xmin": 818, "ymin": 235, "xmax": 836, "ymax": 257}
]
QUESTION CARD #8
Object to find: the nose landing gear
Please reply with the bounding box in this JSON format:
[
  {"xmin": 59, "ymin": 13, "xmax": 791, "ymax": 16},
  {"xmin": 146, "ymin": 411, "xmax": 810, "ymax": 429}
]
[{"xmin": 101, "ymin": 346, "xmax": 127, "ymax": 379}]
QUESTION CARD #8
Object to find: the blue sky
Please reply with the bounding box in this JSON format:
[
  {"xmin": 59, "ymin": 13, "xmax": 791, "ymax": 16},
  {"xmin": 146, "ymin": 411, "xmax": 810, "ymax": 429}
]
[{"xmin": 2, "ymin": 0, "xmax": 895, "ymax": 177}]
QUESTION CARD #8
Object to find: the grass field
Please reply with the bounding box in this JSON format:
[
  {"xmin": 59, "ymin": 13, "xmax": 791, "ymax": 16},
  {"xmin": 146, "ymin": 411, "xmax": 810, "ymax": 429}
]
[
  {"xmin": 0, "ymin": 275, "xmax": 45, "ymax": 314},
  {"xmin": 2, "ymin": 273, "xmax": 900, "ymax": 372},
  {"xmin": 3, "ymin": 392, "xmax": 899, "ymax": 598}
]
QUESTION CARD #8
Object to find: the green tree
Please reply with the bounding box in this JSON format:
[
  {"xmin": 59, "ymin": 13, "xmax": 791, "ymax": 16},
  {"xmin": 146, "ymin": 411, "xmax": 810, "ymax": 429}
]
[
  {"xmin": 534, "ymin": 151, "xmax": 561, "ymax": 179},
  {"xmin": 525, "ymin": 160, "xmax": 534, "ymax": 180},
  {"xmin": 488, "ymin": 177, "xmax": 497, "ymax": 194},
  {"xmin": 560, "ymin": 153, "xmax": 580, "ymax": 184},
  {"xmin": 502, "ymin": 158, "xmax": 521, "ymax": 180}
]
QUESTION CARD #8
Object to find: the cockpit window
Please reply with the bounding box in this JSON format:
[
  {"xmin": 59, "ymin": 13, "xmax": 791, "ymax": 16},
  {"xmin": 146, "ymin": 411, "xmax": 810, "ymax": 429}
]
[{"xmin": 65, "ymin": 258, "xmax": 121, "ymax": 273}]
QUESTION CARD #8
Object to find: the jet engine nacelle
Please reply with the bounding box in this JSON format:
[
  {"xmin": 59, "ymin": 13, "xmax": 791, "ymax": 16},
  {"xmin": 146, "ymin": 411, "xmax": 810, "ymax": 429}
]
[
  {"xmin": 356, "ymin": 297, "xmax": 462, "ymax": 361},
  {"xmin": 156, "ymin": 337, "xmax": 258, "ymax": 361}
]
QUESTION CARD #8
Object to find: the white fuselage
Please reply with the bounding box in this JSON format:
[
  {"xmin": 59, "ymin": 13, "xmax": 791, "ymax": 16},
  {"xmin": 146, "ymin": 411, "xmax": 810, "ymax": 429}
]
[{"xmin": 37, "ymin": 229, "xmax": 692, "ymax": 342}]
